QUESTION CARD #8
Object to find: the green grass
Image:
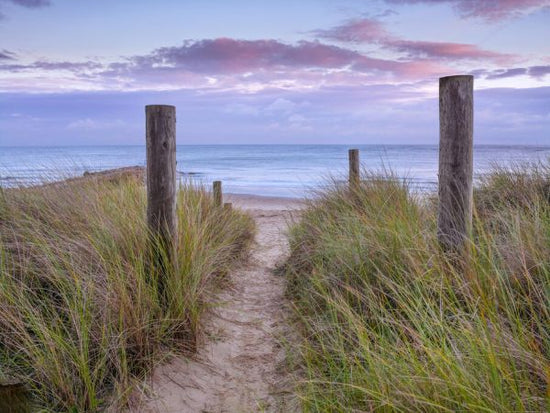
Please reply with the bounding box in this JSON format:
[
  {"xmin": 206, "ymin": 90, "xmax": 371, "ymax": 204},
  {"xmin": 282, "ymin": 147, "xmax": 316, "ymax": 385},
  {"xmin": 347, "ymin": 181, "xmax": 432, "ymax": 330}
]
[
  {"xmin": 0, "ymin": 173, "xmax": 254, "ymax": 411},
  {"xmin": 285, "ymin": 163, "xmax": 549, "ymax": 412}
]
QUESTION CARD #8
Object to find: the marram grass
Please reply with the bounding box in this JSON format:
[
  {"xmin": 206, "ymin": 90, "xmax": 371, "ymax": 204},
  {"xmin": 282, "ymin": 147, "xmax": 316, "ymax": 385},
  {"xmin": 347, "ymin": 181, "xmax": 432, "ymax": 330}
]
[
  {"xmin": 0, "ymin": 173, "xmax": 254, "ymax": 412},
  {"xmin": 285, "ymin": 163, "xmax": 549, "ymax": 412}
]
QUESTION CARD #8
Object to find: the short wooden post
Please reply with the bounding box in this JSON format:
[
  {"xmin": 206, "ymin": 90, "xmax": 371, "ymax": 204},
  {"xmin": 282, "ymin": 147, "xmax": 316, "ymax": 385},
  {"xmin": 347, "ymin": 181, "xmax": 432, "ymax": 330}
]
[
  {"xmin": 437, "ymin": 75, "xmax": 474, "ymax": 251},
  {"xmin": 349, "ymin": 149, "xmax": 360, "ymax": 189},
  {"xmin": 146, "ymin": 105, "xmax": 177, "ymax": 267},
  {"xmin": 223, "ymin": 202, "xmax": 232, "ymax": 211},
  {"xmin": 213, "ymin": 181, "xmax": 222, "ymax": 207},
  {"xmin": 0, "ymin": 380, "xmax": 29, "ymax": 413}
]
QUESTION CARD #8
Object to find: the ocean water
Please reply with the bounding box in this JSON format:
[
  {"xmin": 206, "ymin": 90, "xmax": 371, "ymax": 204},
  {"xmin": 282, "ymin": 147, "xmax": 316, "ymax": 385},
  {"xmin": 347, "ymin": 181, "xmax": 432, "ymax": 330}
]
[{"xmin": 1, "ymin": 145, "xmax": 549, "ymax": 197}]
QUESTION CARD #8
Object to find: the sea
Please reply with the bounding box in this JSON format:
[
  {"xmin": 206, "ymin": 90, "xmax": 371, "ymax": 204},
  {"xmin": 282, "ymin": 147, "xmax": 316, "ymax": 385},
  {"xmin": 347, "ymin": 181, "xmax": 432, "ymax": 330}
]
[{"xmin": 1, "ymin": 145, "xmax": 549, "ymax": 198}]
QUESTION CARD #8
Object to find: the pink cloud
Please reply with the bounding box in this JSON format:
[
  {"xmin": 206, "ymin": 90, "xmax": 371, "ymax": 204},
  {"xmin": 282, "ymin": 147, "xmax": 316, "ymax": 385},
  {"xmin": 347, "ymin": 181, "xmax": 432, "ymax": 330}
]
[
  {"xmin": 0, "ymin": 37, "xmax": 455, "ymax": 92},
  {"xmin": 312, "ymin": 18, "xmax": 389, "ymax": 43},
  {"xmin": 3, "ymin": 36, "xmax": 543, "ymax": 94},
  {"xmin": 385, "ymin": 0, "xmax": 550, "ymax": 21},
  {"xmin": 127, "ymin": 39, "xmax": 363, "ymax": 74},
  {"xmin": 389, "ymin": 40, "xmax": 514, "ymax": 63},
  {"xmin": 315, "ymin": 18, "xmax": 515, "ymax": 64},
  {"xmin": 113, "ymin": 38, "xmax": 451, "ymax": 82}
]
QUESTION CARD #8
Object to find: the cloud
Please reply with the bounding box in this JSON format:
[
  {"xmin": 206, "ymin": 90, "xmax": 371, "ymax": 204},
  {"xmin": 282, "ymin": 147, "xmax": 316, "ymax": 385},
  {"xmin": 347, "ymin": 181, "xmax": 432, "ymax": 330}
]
[
  {"xmin": 475, "ymin": 65, "xmax": 550, "ymax": 80},
  {"xmin": 1, "ymin": 60, "xmax": 101, "ymax": 72},
  {"xmin": 529, "ymin": 65, "xmax": 550, "ymax": 78},
  {"xmin": 312, "ymin": 18, "xmax": 389, "ymax": 43},
  {"xmin": 2, "ymin": 85, "xmax": 549, "ymax": 145},
  {"xmin": 486, "ymin": 67, "xmax": 528, "ymax": 79},
  {"xmin": 1, "ymin": 32, "xmax": 545, "ymax": 95},
  {"xmin": 0, "ymin": 49, "xmax": 15, "ymax": 60},
  {"xmin": 389, "ymin": 40, "xmax": 512, "ymax": 63},
  {"xmin": 0, "ymin": 0, "xmax": 50, "ymax": 21},
  {"xmin": 0, "ymin": 38, "xmax": 439, "ymax": 92},
  {"xmin": 1, "ymin": 0, "xmax": 50, "ymax": 7},
  {"xmin": 0, "ymin": 31, "xmax": 537, "ymax": 94},
  {"xmin": 101, "ymin": 38, "xmax": 450, "ymax": 89},
  {"xmin": 384, "ymin": 0, "xmax": 550, "ymax": 21},
  {"xmin": 124, "ymin": 39, "xmax": 368, "ymax": 74},
  {"xmin": 314, "ymin": 18, "xmax": 514, "ymax": 64}
]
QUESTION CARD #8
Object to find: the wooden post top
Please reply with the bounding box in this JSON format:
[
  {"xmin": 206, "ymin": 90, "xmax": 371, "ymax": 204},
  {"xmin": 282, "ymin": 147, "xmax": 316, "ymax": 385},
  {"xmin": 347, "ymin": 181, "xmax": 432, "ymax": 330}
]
[
  {"xmin": 146, "ymin": 104, "xmax": 176, "ymax": 109},
  {"xmin": 439, "ymin": 75, "xmax": 473, "ymax": 82}
]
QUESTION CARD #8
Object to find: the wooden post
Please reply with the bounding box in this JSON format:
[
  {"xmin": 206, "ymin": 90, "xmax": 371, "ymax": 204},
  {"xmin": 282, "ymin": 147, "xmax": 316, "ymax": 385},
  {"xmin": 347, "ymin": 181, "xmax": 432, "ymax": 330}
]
[
  {"xmin": 224, "ymin": 202, "xmax": 232, "ymax": 211},
  {"xmin": 146, "ymin": 105, "xmax": 177, "ymax": 262},
  {"xmin": 213, "ymin": 181, "xmax": 222, "ymax": 207},
  {"xmin": 349, "ymin": 149, "xmax": 360, "ymax": 189},
  {"xmin": 0, "ymin": 380, "xmax": 29, "ymax": 413},
  {"xmin": 437, "ymin": 75, "xmax": 474, "ymax": 251}
]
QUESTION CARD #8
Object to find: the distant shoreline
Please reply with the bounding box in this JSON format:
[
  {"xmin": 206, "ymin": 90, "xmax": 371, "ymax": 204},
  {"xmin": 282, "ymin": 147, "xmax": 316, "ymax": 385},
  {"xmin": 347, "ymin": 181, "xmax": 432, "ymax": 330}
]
[
  {"xmin": 13, "ymin": 167, "xmax": 307, "ymax": 205},
  {"xmin": 2, "ymin": 145, "xmax": 549, "ymax": 197}
]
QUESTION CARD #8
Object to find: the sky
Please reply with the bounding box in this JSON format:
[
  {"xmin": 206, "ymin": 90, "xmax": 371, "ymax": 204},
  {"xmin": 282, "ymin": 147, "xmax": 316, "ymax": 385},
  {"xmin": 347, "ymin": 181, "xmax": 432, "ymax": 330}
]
[{"xmin": 0, "ymin": 0, "xmax": 549, "ymax": 146}]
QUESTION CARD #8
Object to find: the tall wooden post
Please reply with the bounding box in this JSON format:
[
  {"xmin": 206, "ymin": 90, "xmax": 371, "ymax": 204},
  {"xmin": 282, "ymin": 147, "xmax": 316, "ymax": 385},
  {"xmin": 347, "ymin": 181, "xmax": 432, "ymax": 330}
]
[
  {"xmin": 349, "ymin": 149, "xmax": 360, "ymax": 190},
  {"xmin": 213, "ymin": 181, "xmax": 222, "ymax": 207},
  {"xmin": 146, "ymin": 105, "xmax": 177, "ymax": 263},
  {"xmin": 437, "ymin": 75, "xmax": 474, "ymax": 251}
]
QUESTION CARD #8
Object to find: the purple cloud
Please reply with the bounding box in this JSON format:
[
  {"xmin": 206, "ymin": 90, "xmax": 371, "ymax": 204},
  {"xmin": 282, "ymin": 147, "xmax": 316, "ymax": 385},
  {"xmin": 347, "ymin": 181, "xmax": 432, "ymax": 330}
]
[
  {"xmin": 125, "ymin": 39, "xmax": 364, "ymax": 74},
  {"xmin": 475, "ymin": 65, "xmax": 550, "ymax": 80},
  {"xmin": 389, "ymin": 40, "xmax": 513, "ymax": 63},
  {"xmin": 0, "ymin": 37, "xmax": 452, "ymax": 92},
  {"xmin": 529, "ymin": 65, "xmax": 550, "ymax": 78},
  {"xmin": 0, "ymin": 36, "xmax": 542, "ymax": 94},
  {"xmin": 0, "ymin": 49, "xmax": 15, "ymax": 60},
  {"xmin": 107, "ymin": 38, "xmax": 448, "ymax": 81},
  {"xmin": 486, "ymin": 67, "xmax": 528, "ymax": 79},
  {"xmin": 385, "ymin": 0, "xmax": 550, "ymax": 21},
  {"xmin": 2, "ymin": 0, "xmax": 50, "ymax": 7},
  {"xmin": 315, "ymin": 18, "xmax": 515, "ymax": 64},
  {"xmin": 0, "ymin": 0, "xmax": 50, "ymax": 20},
  {"xmin": 312, "ymin": 18, "xmax": 389, "ymax": 43},
  {"xmin": 2, "ymin": 85, "xmax": 549, "ymax": 145},
  {"xmin": 0, "ymin": 60, "xmax": 101, "ymax": 72}
]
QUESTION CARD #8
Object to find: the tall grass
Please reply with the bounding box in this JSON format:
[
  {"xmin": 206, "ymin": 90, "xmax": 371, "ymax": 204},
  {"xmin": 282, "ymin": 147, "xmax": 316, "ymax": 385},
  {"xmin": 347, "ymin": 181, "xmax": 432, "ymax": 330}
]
[
  {"xmin": 285, "ymin": 163, "xmax": 549, "ymax": 412},
  {"xmin": 0, "ymin": 172, "xmax": 254, "ymax": 411}
]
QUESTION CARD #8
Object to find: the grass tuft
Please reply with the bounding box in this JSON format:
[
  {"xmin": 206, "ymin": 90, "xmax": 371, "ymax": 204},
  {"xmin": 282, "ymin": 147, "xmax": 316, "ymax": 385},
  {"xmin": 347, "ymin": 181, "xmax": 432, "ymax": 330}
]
[
  {"xmin": 285, "ymin": 165, "xmax": 549, "ymax": 412},
  {"xmin": 0, "ymin": 173, "xmax": 254, "ymax": 411}
]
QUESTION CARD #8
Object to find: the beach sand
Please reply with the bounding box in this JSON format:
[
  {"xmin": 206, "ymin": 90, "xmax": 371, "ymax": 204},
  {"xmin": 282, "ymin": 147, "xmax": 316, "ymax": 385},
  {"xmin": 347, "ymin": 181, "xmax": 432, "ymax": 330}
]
[{"xmin": 135, "ymin": 193, "xmax": 303, "ymax": 413}]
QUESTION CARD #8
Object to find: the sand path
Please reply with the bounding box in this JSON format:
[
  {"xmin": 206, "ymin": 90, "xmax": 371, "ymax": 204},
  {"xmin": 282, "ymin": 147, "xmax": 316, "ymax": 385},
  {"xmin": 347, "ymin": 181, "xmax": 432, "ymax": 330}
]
[{"xmin": 139, "ymin": 194, "xmax": 302, "ymax": 413}]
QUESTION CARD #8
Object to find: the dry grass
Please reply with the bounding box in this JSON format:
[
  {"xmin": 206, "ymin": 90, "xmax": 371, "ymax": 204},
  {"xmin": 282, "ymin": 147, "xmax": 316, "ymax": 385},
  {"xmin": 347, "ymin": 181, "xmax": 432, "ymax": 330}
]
[
  {"xmin": 0, "ymin": 173, "xmax": 254, "ymax": 411},
  {"xmin": 285, "ymin": 163, "xmax": 549, "ymax": 412}
]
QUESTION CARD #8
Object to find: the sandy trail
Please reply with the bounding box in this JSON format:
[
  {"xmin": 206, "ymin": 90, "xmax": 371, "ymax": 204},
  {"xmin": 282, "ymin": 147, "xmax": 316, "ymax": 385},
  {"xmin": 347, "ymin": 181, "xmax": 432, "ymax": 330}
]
[{"xmin": 139, "ymin": 194, "xmax": 302, "ymax": 413}]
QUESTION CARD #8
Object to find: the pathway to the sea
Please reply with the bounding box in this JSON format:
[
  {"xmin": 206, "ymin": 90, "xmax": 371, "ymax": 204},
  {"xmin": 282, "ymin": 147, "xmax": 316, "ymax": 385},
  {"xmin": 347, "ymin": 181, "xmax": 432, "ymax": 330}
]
[{"xmin": 138, "ymin": 195, "xmax": 302, "ymax": 413}]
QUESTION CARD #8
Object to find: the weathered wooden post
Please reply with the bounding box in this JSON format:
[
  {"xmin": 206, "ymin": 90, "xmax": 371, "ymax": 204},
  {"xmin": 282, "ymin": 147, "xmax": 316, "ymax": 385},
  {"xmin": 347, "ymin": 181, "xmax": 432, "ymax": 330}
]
[
  {"xmin": 213, "ymin": 181, "xmax": 222, "ymax": 207},
  {"xmin": 437, "ymin": 75, "xmax": 474, "ymax": 252},
  {"xmin": 349, "ymin": 149, "xmax": 360, "ymax": 190},
  {"xmin": 224, "ymin": 202, "xmax": 232, "ymax": 211},
  {"xmin": 146, "ymin": 105, "xmax": 177, "ymax": 270}
]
